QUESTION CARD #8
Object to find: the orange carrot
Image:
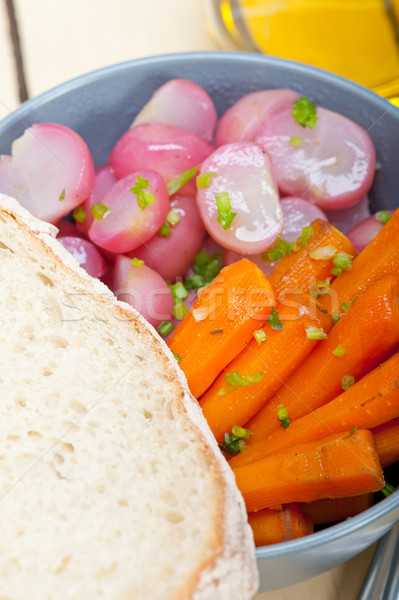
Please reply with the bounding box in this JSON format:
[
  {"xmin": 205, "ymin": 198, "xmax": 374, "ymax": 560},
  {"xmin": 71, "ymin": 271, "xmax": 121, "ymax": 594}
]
[
  {"xmin": 199, "ymin": 294, "xmax": 332, "ymax": 442},
  {"xmin": 320, "ymin": 208, "xmax": 399, "ymax": 313},
  {"xmin": 230, "ymin": 354, "xmax": 399, "ymax": 467},
  {"xmin": 372, "ymin": 418, "xmax": 399, "ymax": 468},
  {"xmin": 243, "ymin": 274, "xmax": 399, "ymax": 442},
  {"xmin": 233, "ymin": 429, "xmax": 384, "ymax": 512},
  {"xmin": 299, "ymin": 494, "xmax": 374, "ymax": 525},
  {"xmin": 248, "ymin": 504, "xmax": 313, "ymax": 546},
  {"xmin": 168, "ymin": 259, "xmax": 275, "ymax": 398},
  {"xmin": 269, "ymin": 219, "xmax": 356, "ymax": 300}
]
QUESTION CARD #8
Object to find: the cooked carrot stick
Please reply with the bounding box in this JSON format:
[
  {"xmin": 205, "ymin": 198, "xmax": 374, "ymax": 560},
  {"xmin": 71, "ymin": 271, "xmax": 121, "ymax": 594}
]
[
  {"xmin": 243, "ymin": 274, "xmax": 399, "ymax": 442},
  {"xmin": 233, "ymin": 429, "xmax": 384, "ymax": 512},
  {"xmin": 248, "ymin": 504, "xmax": 313, "ymax": 546},
  {"xmin": 320, "ymin": 208, "xmax": 399, "ymax": 313},
  {"xmin": 199, "ymin": 294, "xmax": 332, "ymax": 442},
  {"xmin": 299, "ymin": 494, "xmax": 374, "ymax": 525},
  {"xmin": 372, "ymin": 418, "xmax": 399, "ymax": 468},
  {"xmin": 230, "ymin": 354, "xmax": 399, "ymax": 467},
  {"xmin": 168, "ymin": 259, "xmax": 275, "ymax": 398},
  {"xmin": 269, "ymin": 219, "xmax": 356, "ymax": 300}
]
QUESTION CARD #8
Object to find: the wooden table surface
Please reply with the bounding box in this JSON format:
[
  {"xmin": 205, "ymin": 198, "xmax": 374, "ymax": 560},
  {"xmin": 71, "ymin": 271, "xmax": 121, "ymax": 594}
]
[{"xmin": 0, "ymin": 1, "xmax": 378, "ymax": 597}]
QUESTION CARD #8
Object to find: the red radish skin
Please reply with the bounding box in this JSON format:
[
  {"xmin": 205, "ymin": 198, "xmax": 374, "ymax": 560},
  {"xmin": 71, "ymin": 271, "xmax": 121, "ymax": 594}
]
[
  {"xmin": 88, "ymin": 170, "xmax": 170, "ymax": 254},
  {"xmin": 132, "ymin": 79, "xmax": 217, "ymax": 143},
  {"xmin": 109, "ymin": 122, "xmax": 214, "ymax": 197},
  {"xmin": 196, "ymin": 142, "xmax": 283, "ymax": 255},
  {"xmin": 56, "ymin": 219, "xmax": 85, "ymax": 239},
  {"xmin": 112, "ymin": 255, "xmax": 174, "ymax": 327},
  {"xmin": 76, "ymin": 165, "xmax": 117, "ymax": 235},
  {"xmin": 347, "ymin": 211, "xmax": 395, "ymax": 252},
  {"xmin": 216, "ymin": 89, "xmax": 299, "ymax": 147},
  {"xmin": 0, "ymin": 123, "xmax": 95, "ymax": 223},
  {"xmin": 324, "ymin": 196, "xmax": 370, "ymax": 234},
  {"xmin": 256, "ymin": 106, "xmax": 376, "ymax": 209},
  {"xmin": 130, "ymin": 195, "xmax": 206, "ymax": 281},
  {"xmin": 58, "ymin": 236, "xmax": 107, "ymax": 279}
]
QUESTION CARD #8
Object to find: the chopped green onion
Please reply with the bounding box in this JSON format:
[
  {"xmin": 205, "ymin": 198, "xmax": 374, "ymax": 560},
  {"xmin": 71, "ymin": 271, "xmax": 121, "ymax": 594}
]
[
  {"xmin": 291, "ymin": 96, "xmax": 318, "ymax": 129},
  {"xmin": 343, "ymin": 426, "xmax": 358, "ymax": 439},
  {"xmin": 169, "ymin": 281, "xmax": 189, "ymax": 302},
  {"xmin": 158, "ymin": 222, "xmax": 171, "ymax": 237},
  {"xmin": 91, "ymin": 203, "xmax": 110, "ymax": 219},
  {"xmin": 166, "ymin": 209, "xmax": 181, "ymax": 227},
  {"xmin": 332, "ymin": 344, "xmax": 346, "ymax": 357},
  {"xmin": 215, "ymin": 192, "xmax": 236, "ymax": 230},
  {"xmin": 172, "ymin": 350, "xmax": 182, "ymax": 363},
  {"xmin": 157, "ymin": 320, "xmax": 175, "ymax": 337},
  {"xmin": 211, "ymin": 328, "xmax": 224, "ymax": 334},
  {"xmin": 309, "ymin": 245, "xmax": 337, "ymax": 260},
  {"xmin": 172, "ymin": 301, "xmax": 188, "ymax": 320},
  {"xmin": 59, "ymin": 188, "xmax": 66, "ymax": 201},
  {"xmin": 341, "ymin": 374, "xmax": 355, "ymax": 391},
  {"xmin": 341, "ymin": 301, "xmax": 351, "ymax": 313},
  {"xmin": 253, "ymin": 329, "xmax": 267, "ymax": 345},
  {"xmin": 290, "ymin": 225, "xmax": 314, "ymax": 252},
  {"xmin": 261, "ymin": 236, "xmax": 292, "ymax": 262},
  {"xmin": 267, "ymin": 307, "xmax": 283, "ymax": 331},
  {"xmin": 185, "ymin": 250, "xmax": 223, "ymax": 290},
  {"xmin": 166, "ymin": 165, "xmax": 199, "ymax": 196},
  {"xmin": 309, "ymin": 278, "xmax": 331, "ymax": 299},
  {"xmin": 232, "ymin": 425, "xmax": 252, "ymax": 440},
  {"xmin": 381, "ymin": 482, "xmax": 396, "ymax": 497},
  {"xmin": 290, "ymin": 135, "xmax": 302, "ymax": 147},
  {"xmin": 219, "ymin": 425, "xmax": 252, "ymax": 457},
  {"xmin": 131, "ymin": 257, "xmax": 144, "ymax": 267},
  {"xmin": 332, "ymin": 313, "xmax": 342, "ymax": 324},
  {"xmin": 331, "ymin": 252, "xmax": 353, "ymax": 277},
  {"xmin": 130, "ymin": 175, "xmax": 156, "ymax": 210},
  {"xmin": 277, "ymin": 404, "xmax": 290, "ymax": 429},
  {"xmin": 196, "ymin": 172, "xmax": 217, "ymax": 189},
  {"xmin": 73, "ymin": 205, "xmax": 86, "ymax": 223},
  {"xmin": 305, "ymin": 326, "xmax": 328, "ymax": 340},
  {"xmin": 217, "ymin": 370, "xmax": 263, "ymax": 396},
  {"xmin": 376, "ymin": 211, "xmax": 391, "ymax": 225}
]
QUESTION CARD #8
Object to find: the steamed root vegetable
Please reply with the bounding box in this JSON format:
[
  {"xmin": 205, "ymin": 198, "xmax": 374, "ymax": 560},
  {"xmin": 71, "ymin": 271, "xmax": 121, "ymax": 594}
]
[
  {"xmin": 299, "ymin": 494, "xmax": 374, "ymax": 525},
  {"xmin": 233, "ymin": 429, "xmax": 384, "ymax": 512},
  {"xmin": 196, "ymin": 142, "xmax": 283, "ymax": 255},
  {"xmin": 324, "ymin": 195, "xmax": 371, "ymax": 234},
  {"xmin": 231, "ymin": 353, "xmax": 399, "ymax": 466},
  {"xmin": 132, "ymin": 79, "xmax": 217, "ymax": 143},
  {"xmin": 167, "ymin": 259, "xmax": 276, "ymax": 398},
  {"xmin": 199, "ymin": 294, "xmax": 332, "ymax": 443},
  {"xmin": 88, "ymin": 170, "xmax": 170, "ymax": 254},
  {"xmin": 75, "ymin": 165, "xmax": 117, "ymax": 235},
  {"xmin": 0, "ymin": 123, "xmax": 95, "ymax": 223},
  {"xmin": 244, "ymin": 274, "xmax": 399, "ymax": 441},
  {"xmin": 56, "ymin": 219, "xmax": 85, "ymax": 238},
  {"xmin": 109, "ymin": 122, "xmax": 214, "ymax": 196},
  {"xmin": 255, "ymin": 103, "xmax": 376, "ymax": 209},
  {"xmin": 112, "ymin": 255, "xmax": 174, "ymax": 327},
  {"xmin": 58, "ymin": 236, "xmax": 107, "ymax": 279},
  {"xmin": 372, "ymin": 419, "xmax": 399, "ymax": 469},
  {"xmin": 130, "ymin": 195, "xmax": 206, "ymax": 282},
  {"xmin": 248, "ymin": 504, "xmax": 313, "ymax": 546},
  {"xmin": 216, "ymin": 89, "xmax": 299, "ymax": 146},
  {"xmin": 347, "ymin": 210, "xmax": 395, "ymax": 253}
]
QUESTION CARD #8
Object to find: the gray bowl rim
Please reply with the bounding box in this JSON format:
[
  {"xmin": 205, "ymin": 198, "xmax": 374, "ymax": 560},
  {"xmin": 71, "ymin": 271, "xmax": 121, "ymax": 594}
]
[{"xmin": 0, "ymin": 50, "xmax": 398, "ymax": 559}]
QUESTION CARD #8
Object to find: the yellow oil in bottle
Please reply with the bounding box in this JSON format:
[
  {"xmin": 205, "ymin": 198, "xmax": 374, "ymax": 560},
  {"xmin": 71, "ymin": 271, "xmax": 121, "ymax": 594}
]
[{"xmin": 215, "ymin": 0, "xmax": 399, "ymax": 98}]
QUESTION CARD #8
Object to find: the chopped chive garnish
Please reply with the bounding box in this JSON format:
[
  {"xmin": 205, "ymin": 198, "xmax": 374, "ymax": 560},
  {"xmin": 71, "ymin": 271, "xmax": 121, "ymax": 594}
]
[
  {"xmin": 343, "ymin": 426, "xmax": 358, "ymax": 440},
  {"xmin": 341, "ymin": 301, "xmax": 351, "ymax": 313},
  {"xmin": 215, "ymin": 192, "xmax": 236, "ymax": 230},
  {"xmin": 169, "ymin": 281, "xmax": 189, "ymax": 301},
  {"xmin": 91, "ymin": 203, "xmax": 110, "ymax": 219},
  {"xmin": 341, "ymin": 374, "xmax": 355, "ymax": 391},
  {"xmin": 172, "ymin": 350, "xmax": 182, "ymax": 363},
  {"xmin": 131, "ymin": 257, "xmax": 144, "ymax": 267},
  {"xmin": 292, "ymin": 96, "xmax": 318, "ymax": 129},
  {"xmin": 331, "ymin": 252, "xmax": 353, "ymax": 277},
  {"xmin": 166, "ymin": 209, "xmax": 181, "ymax": 227},
  {"xmin": 309, "ymin": 245, "xmax": 337, "ymax": 260},
  {"xmin": 217, "ymin": 370, "xmax": 263, "ymax": 396},
  {"xmin": 130, "ymin": 175, "xmax": 156, "ymax": 210},
  {"xmin": 305, "ymin": 326, "xmax": 328, "ymax": 340},
  {"xmin": 158, "ymin": 222, "xmax": 171, "ymax": 237},
  {"xmin": 172, "ymin": 301, "xmax": 189, "ymax": 320},
  {"xmin": 267, "ymin": 307, "xmax": 283, "ymax": 331},
  {"xmin": 277, "ymin": 404, "xmax": 290, "ymax": 429},
  {"xmin": 261, "ymin": 236, "xmax": 292, "ymax": 262},
  {"xmin": 73, "ymin": 205, "xmax": 86, "ymax": 223},
  {"xmin": 332, "ymin": 344, "xmax": 346, "ymax": 357},
  {"xmin": 376, "ymin": 211, "xmax": 391, "ymax": 225},
  {"xmin": 157, "ymin": 320, "xmax": 175, "ymax": 337},
  {"xmin": 59, "ymin": 188, "xmax": 66, "ymax": 201},
  {"xmin": 185, "ymin": 250, "xmax": 223, "ymax": 290},
  {"xmin": 332, "ymin": 313, "xmax": 342, "ymax": 324},
  {"xmin": 290, "ymin": 135, "xmax": 302, "ymax": 147},
  {"xmin": 219, "ymin": 425, "xmax": 252, "ymax": 457},
  {"xmin": 167, "ymin": 165, "xmax": 199, "ymax": 196},
  {"xmin": 196, "ymin": 172, "xmax": 217, "ymax": 189},
  {"xmin": 290, "ymin": 225, "xmax": 314, "ymax": 252},
  {"xmin": 211, "ymin": 328, "xmax": 224, "ymax": 334},
  {"xmin": 253, "ymin": 329, "xmax": 267, "ymax": 345},
  {"xmin": 381, "ymin": 482, "xmax": 396, "ymax": 497},
  {"xmin": 309, "ymin": 278, "xmax": 331, "ymax": 299}
]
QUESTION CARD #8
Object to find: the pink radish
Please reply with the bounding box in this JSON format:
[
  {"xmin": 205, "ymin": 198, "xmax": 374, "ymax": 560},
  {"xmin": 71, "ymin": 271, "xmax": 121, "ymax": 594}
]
[
  {"xmin": 256, "ymin": 105, "xmax": 376, "ymax": 209},
  {"xmin": 112, "ymin": 255, "xmax": 174, "ymax": 327},
  {"xmin": 75, "ymin": 164, "xmax": 117, "ymax": 234},
  {"xmin": 324, "ymin": 196, "xmax": 370, "ymax": 234},
  {"xmin": 132, "ymin": 79, "xmax": 217, "ymax": 143},
  {"xmin": 196, "ymin": 142, "xmax": 283, "ymax": 254},
  {"xmin": 346, "ymin": 210, "xmax": 395, "ymax": 252},
  {"xmin": 56, "ymin": 219, "xmax": 85, "ymax": 238},
  {"xmin": 57, "ymin": 236, "xmax": 107, "ymax": 279},
  {"xmin": 216, "ymin": 89, "xmax": 299, "ymax": 146},
  {"xmin": 130, "ymin": 195, "xmax": 206, "ymax": 281},
  {"xmin": 109, "ymin": 122, "xmax": 214, "ymax": 196},
  {"xmin": 0, "ymin": 123, "xmax": 95, "ymax": 223},
  {"xmin": 88, "ymin": 170, "xmax": 170, "ymax": 254}
]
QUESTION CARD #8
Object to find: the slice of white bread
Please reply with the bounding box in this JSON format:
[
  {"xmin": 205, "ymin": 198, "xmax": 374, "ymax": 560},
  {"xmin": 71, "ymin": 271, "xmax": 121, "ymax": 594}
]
[{"xmin": 0, "ymin": 194, "xmax": 258, "ymax": 600}]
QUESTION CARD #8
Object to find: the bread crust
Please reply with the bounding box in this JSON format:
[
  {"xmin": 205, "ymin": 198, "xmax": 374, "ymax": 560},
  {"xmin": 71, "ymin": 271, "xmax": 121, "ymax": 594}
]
[{"xmin": 0, "ymin": 194, "xmax": 259, "ymax": 600}]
